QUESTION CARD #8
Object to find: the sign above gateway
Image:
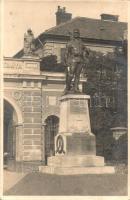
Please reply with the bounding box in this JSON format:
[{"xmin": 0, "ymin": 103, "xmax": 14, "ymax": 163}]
[{"xmin": 4, "ymin": 57, "xmax": 40, "ymax": 75}]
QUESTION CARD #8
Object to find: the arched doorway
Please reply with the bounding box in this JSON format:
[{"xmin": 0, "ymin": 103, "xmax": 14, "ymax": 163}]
[
  {"xmin": 44, "ymin": 115, "xmax": 59, "ymax": 164},
  {"xmin": 4, "ymin": 97, "xmax": 23, "ymax": 169},
  {"xmin": 4, "ymin": 100, "xmax": 18, "ymax": 166}
]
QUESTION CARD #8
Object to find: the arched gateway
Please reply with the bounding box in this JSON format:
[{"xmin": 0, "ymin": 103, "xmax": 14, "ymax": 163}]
[
  {"xmin": 4, "ymin": 57, "xmax": 83, "ymax": 171},
  {"xmin": 4, "ymin": 96, "xmax": 23, "ymax": 168}
]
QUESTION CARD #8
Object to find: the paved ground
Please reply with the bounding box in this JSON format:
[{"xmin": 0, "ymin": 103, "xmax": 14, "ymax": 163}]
[
  {"xmin": 3, "ymin": 170, "xmax": 26, "ymax": 193},
  {"xmin": 4, "ymin": 171, "xmax": 127, "ymax": 196}
]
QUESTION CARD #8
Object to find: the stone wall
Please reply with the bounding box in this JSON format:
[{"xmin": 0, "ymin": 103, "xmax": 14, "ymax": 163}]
[
  {"xmin": 23, "ymin": 89, "xmax": 42, "ymax": 161},
  {"xmin": 41, "ymin": 80, "xmax": 64, "ymax": 120}
]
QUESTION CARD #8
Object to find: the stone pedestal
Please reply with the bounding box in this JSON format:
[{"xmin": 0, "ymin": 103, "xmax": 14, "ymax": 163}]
[
  {"xmin": 59, "ymin": 95, "xmax": 91, "ymax": 134},
  {"xmin": 39, "ymin": 94, "xmax": 115, "ymax": 174}
]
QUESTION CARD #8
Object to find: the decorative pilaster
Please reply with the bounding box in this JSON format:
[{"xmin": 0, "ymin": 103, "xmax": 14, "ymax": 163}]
[
  {"xmin": 15, "ymin": 123, "xmax": 23, "ymax": 161},
  {"xmin": 41, "ymin": 122, "xmax": 46, "ymax": 163}
]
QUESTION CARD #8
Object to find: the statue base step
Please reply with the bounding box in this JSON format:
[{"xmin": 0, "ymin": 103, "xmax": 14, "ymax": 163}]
[
  {"xmin": 39, "ymin": 155, "xmax": 115, "ymax": 175},
  {"xmin": 47, "ymin": 155, "xmax": 104, "ymax": 167},
  {"xmin": 39, "ymin": 166, "xmax": 115, "ymax": 175}
]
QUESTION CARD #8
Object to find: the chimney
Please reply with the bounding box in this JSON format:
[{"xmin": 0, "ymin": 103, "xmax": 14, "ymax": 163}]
[
  {"xmin": 101, "ymin": 14, "xmax": 119, "ymax": 22},
  {"xmin": 55, "ymin": 6, "xmax": 72, "ymax": 25}
]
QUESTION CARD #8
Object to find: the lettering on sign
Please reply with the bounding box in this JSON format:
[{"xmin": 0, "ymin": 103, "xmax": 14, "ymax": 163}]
[
  {"xmin": 4, "ymin": 61, "xmax": 23, "ymax": 73},
  {"xmin": 25, "ymin": 63, "xmax": 38, "ymax": 71},
  {"xmin": 4, "ymin": 60, "xmax": 40, "ymax": 74},
  {"xmin": 70, "ymin": 99, "xmax": 87, "ymax": 114}
]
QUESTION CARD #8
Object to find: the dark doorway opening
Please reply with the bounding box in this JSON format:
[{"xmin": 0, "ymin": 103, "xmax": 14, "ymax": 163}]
[
  {"xmin": 4, "ymin": 100, "xmax": 17, "ymax": 167},
  {"xmin": 44, "ymin": 115, "xmax": 59, "ymax": 164}
]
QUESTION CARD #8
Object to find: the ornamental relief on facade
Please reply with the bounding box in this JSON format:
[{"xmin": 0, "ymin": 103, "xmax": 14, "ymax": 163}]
[
  {"xmin": 4, "ymin": 90, "xmax": 23, "ymax": 108},
  {"xmin": 13, "ymin": 91, "xmax": 23, "ymax": 101}
]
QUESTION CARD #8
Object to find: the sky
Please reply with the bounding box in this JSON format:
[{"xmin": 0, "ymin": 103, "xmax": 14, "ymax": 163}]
[{"xmin": 3, "ymin": 0, "xmax": 128, "ymax": 57}]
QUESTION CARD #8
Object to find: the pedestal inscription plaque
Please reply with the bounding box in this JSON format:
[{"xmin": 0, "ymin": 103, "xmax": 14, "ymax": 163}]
[
  {"xmin": 70, "ymin": 99, "xmax": 87, "ymax": 114},
  {"xmin": 59, "ymin": 95, "xmax": 91, "ymax": 133}
]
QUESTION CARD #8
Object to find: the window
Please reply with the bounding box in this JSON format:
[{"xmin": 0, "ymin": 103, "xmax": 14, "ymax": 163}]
[{"xmin": 60, "ymin": 48, "xmax": 66, "ymax": 63}]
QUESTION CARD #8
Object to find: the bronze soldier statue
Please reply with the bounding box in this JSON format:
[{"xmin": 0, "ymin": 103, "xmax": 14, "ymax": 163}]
[
  {"xmin": 24, "ymin": 29, "xmax": 35, "ymax": 56},
  {"xmin": 64, "ymin": 29, "xmax": 89, "ymax": 94}
]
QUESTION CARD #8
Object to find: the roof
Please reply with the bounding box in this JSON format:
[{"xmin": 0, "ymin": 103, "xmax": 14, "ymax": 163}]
[
  {"xmin": 14, "ymin": 16, "xmax": 127, "ymax": 58},
  {"xmin": 43, "ymin": 17, "xmax": 127, "ymax": 41}
]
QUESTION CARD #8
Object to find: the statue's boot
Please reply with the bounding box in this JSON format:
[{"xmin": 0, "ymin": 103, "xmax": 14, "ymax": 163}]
[
  {"xmin": 64, "ymin": 75, "xmax": 73, "ymax": 94},
  {"xmin": 74, "ymin": 79, "xmax": 80, "ymax": 93}
]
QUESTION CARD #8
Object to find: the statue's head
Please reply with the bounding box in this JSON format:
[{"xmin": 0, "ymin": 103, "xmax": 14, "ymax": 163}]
[
  {"xmin": 73, "ymin": 29, "xmax": 80, "ymax": 38},
  {"xmin": 27, "ymin": 28, "xmax": 32, "ymax": 34}
]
